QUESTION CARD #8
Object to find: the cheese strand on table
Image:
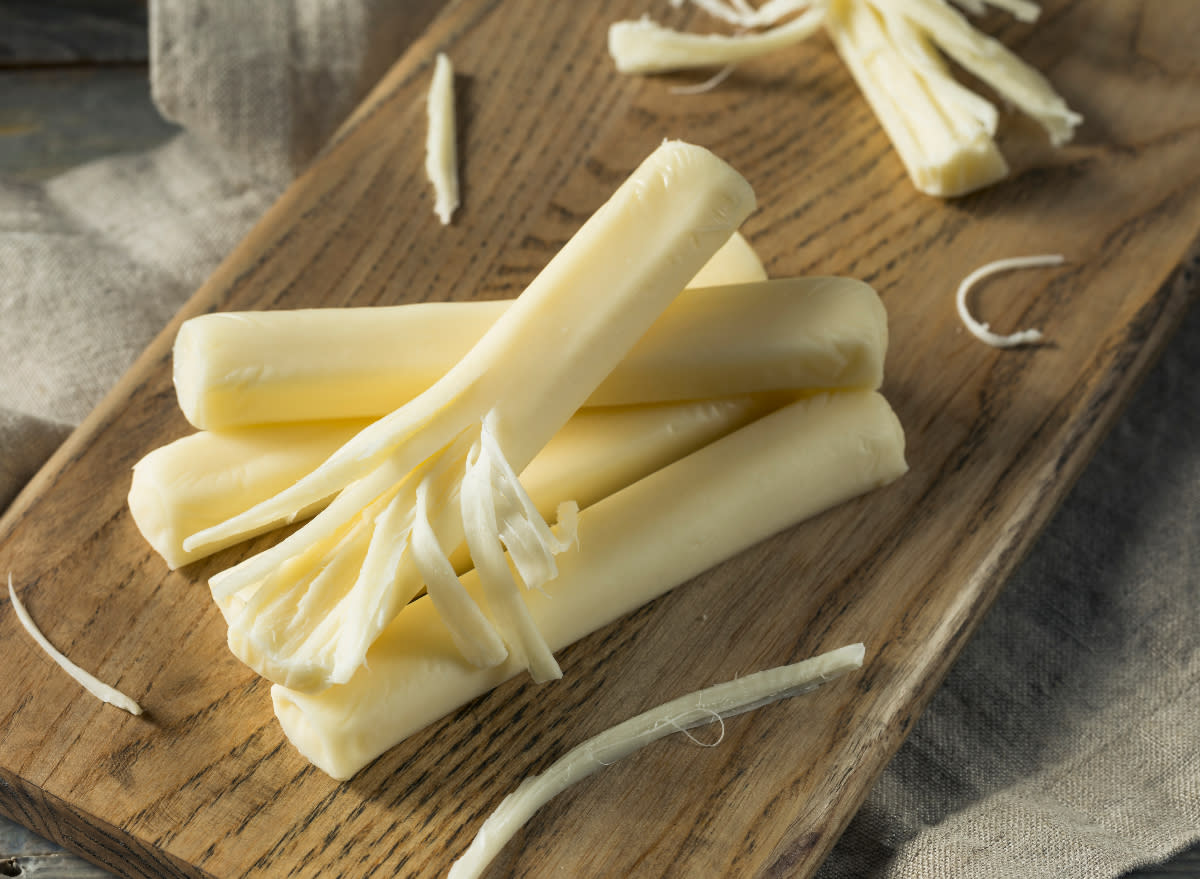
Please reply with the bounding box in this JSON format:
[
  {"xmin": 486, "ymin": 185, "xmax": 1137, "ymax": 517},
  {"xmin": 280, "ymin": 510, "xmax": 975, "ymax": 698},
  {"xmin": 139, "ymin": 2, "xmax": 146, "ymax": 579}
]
[{"xmin": 273, "ymin": 390, "xmax": 907, "ymax": 779}]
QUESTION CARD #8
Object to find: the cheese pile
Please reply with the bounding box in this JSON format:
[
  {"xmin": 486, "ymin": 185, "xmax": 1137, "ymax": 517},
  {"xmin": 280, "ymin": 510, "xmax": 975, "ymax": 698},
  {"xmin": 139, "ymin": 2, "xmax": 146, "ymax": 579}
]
[
  {"xmin": 610, "ymin": 0, "xmax": 1081, "ymax": 196},
  {"xmin": 129, "ymin": 141, "xmax": 907, "ymax": 778}
]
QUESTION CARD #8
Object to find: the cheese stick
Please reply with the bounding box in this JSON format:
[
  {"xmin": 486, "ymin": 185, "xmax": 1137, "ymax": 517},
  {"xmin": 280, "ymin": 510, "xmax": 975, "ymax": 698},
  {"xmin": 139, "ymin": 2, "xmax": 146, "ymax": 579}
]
[
  {"xmin": 173, "ymin": 273, "xmax": 884, "ymax": 429},
  {"xmin": 129, "ymin": 397, "xmax": 779, "ymax": 569},
  {"xmin": 273, "ymin": 390, "xmax": 907, "ymax": 779},
  {"xmin": 175, "ymin": 228, "xmax": 771, "ymax": 430}
]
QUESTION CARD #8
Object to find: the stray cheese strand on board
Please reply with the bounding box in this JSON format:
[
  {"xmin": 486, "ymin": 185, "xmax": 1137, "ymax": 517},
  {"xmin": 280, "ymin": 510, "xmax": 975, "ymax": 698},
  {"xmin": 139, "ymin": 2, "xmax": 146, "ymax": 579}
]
[
  {"xmin": 448, "ymin": 643, "xmax": 867, "ymax": 879},
  {"xmin": 182, "ymin": 141, "xmax": 757, "ymax": 693},
  {"xmin": 273, "ymin": 390, "xmax": 907, "ymax": 780},
  {"xmin": 172, "ymin": 232, "xmax": 767, "ymax": 430}
]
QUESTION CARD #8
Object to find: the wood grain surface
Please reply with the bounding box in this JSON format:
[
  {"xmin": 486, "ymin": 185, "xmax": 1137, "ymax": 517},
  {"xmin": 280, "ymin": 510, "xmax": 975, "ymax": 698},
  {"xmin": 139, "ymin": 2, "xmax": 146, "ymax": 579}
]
[{"xmin": 1, "ymin": 1, "xmax": 1199, "ymax": 878}]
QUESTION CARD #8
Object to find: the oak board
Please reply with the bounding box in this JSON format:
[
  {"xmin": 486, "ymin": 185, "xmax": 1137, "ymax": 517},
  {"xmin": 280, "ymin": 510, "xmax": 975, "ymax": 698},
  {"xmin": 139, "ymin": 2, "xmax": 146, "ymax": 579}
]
[{"xmin": 2, "ymin": 1, "xmax": 1199, "ymax": 877}]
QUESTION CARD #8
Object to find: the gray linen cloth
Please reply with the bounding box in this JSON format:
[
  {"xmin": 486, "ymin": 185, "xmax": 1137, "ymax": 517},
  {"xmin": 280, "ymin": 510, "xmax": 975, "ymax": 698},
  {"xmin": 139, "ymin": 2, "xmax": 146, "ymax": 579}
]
[{"xmin": 1, "ymin": 2, "xmax": 1196, "ymax": 877}]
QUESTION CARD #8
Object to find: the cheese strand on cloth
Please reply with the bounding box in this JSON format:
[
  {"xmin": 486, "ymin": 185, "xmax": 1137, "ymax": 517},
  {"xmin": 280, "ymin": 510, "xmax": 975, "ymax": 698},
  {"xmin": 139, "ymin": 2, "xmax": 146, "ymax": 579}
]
[
  {"xmin": 171, "ymin": 232, "xmax": 765, "ymax": 430},
  {"xmin": 273, "ymin": 390, "xmax": 907, "ymax": 779},
  {"xmin": 183, "ymin": 141, "xmax": 757, "ymax": 692}
]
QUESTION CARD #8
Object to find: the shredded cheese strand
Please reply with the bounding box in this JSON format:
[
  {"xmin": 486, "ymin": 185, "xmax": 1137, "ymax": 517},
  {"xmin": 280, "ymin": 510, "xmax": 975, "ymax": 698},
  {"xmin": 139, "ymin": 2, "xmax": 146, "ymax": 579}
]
[
  {"xmin": 461, "ymin": 433, "xmax": 562, "ymax": 683},
  {"xmin": 447, "ymin": 643, "xmax": 866, "ymax": 879},
  {"xmin": 955, "ymin": 254, "xmax": 1064, "ymax": 348},
  {"xmin": 883, "ymin": 0, "xmax": 1080, "ymax": 145},
  {"xmin": 669, "ymin": 63, "xmax": 738, "ymax": 95},
  {"xmin": 7, "ymin": 573, "xmax": 142, "ymax": 716},
  {"xmin": 609, "ymin": 8, "xmax": 825, "ymax": 74},
  {"xmin": 414, "ymin": 456, "xmax": 509, "ymax": 668},
  {"xmin": 425, "ymin": 52, "xmax": 459, "ymax": 224}
]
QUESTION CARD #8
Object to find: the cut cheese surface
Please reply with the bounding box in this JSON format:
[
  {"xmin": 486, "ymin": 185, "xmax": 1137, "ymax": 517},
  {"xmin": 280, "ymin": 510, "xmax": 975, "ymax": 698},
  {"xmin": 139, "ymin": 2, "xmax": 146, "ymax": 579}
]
[
  {"xmin": 173, "ymin": 232, "xmax": 765, "ymax": 430},
  {"xmin": 273, "ymin": 390, "xmax": 907, "ymax": 779}
]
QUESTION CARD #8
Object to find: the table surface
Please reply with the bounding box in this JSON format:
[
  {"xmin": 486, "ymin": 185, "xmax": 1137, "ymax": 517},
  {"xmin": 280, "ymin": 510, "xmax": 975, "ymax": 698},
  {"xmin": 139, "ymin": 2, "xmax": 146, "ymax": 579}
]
[{"xmin": 0, "ymin": 3, "xmax": 1196, "ymax": 878}]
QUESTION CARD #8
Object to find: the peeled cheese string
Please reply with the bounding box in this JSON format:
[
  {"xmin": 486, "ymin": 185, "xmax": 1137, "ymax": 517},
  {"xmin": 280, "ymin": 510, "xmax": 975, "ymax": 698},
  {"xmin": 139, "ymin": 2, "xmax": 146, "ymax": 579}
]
[
  {"xmin": 7, "ymin": 573, "xmax": 143, "ymax": 716},
  {"xmin": 955, "ymin": 254, "xmax": 1065, "ymax": 348},
  {"xmin": 670, "ymin": 63, "xmax": 738, "ymax": 94},
  {"xmin": 447, "ymin": 643, "xmax": 865, "ymax": 879}
]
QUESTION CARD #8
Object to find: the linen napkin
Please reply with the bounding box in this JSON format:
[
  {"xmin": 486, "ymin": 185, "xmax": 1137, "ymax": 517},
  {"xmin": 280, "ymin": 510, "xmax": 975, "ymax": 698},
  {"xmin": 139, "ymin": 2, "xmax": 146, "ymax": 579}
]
[{"xmin": 1, "ymin": 2, "xmax": 1196, "ymax": 876}]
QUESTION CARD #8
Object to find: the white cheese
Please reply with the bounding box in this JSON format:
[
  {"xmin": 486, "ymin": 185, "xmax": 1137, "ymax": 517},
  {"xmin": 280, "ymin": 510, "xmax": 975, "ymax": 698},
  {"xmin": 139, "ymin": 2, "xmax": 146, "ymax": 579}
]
[
  {"xmin": 609, "ymin": 8, "xmax": 825, "ymax": 74},
  {"xmin": 955, "ymin": 253, "xmax": 1063, "ymax": 348},
  {"xmin": 7, "ymin": 574, "xmax": 142, "ymax": 716},
  {"xmin": 272, "ymin": 390, "xmax": 907, "ymax": 779},
  {"xmin": 171, "ymin": 233, "xmax": 766, "ymax": 431},
  {"xmin": 448, "ymin": 643, "xmax": 866, "ymax": 879},
  {"xmin": 610, "ymin": 0, "xmax": 1081, "ymax": 197},
  {"xmin": 425, "ymin": 52, "xmax": 459, "ymax": 225}
]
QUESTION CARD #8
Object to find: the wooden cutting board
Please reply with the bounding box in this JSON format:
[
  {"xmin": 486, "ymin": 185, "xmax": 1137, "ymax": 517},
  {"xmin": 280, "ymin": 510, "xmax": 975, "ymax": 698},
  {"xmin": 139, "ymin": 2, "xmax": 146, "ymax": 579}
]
[{"xmin": 2, "ymin": 1, "xmax": 1198, "ymax": 876}]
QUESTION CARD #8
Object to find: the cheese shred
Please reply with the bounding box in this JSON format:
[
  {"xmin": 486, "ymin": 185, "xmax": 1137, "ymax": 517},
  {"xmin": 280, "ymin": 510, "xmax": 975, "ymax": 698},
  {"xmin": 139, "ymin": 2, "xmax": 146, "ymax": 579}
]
[
  {"xmin": 955, "ymin": 253, "xmax": 1064, "ymax": 348},
  {"xmin": 7, "ymin": 573, "xmax": 143, "ymax": 716},
  {"xmin": 447, "ymin": 643, "xmax": 866, "ymax": 879},
  {"xmin": 426, "ymin": 52, "xmax": 460, "ymax": 225}
]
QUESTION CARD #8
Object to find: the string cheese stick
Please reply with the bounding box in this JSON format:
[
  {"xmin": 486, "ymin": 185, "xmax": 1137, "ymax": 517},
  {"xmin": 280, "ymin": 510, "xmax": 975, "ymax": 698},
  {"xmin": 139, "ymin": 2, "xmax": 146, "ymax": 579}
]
[
  {"xmin": 425, "ymin": 53, "xmax": 459, "ymax": 225},
  {"xmin": 610, "ymin": 0, "xmax": 1079, "ymax": 198},
  {"xmin": 448, "ymin": 643, "xmax": 866, "ymax": 879},
  {"xmin": 173, "ymin": 233, "xmax": 766, "ymax": 430},
  {"xmin": 273, "ymin": 390, "xmax": 907, "ymax": 779},
  {"xmin": 172, "ymin": 274, "xmax": 883, "ymax": 430},
  {"xmin": 7, "ymin": 574, "xmax": 143, "ymax": 716},
  {"xmin": 883, "ymin": 0, "xmax": 1081, "ymax": 146},
  {"xmin": 827, "ymin": 0, "xmax": 1008, "ymax": 196}
]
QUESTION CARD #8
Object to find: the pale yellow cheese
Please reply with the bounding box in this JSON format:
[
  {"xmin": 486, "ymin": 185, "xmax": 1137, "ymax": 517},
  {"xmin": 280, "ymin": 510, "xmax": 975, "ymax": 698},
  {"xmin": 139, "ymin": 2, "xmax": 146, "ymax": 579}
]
[
  {"xmin": 425, "ymin": 52, "xmax": 459, "ymax": 225},
  {"xmin": 272, "ymin": 390, "xmax": 907, "ymax": 779},
  {"xmin": 129, "ymin": 397, "xmax": 777, "ymax": 570},
  {"xmin": 608, "ymin": 8, "xmax": 825, "ymax": 74},
  {"xmin": 585, "ymin": 276, "xmax": 887, "ymax": 406},
  {"xmin": 190, "ymin": 141, "xmax": 758, "ymax": 691},
  {"xmin": 826, "ymin": 0, "xmax": 1009, "ymax": 197},
  {"xmin": 172, "ymin": 232, "xmax": 765, "ymax": 430},
  {"xmin": 7, "ymin": 574, "xmax": 143, "ymax": 715},
  {"xmin": 172, "ymin": 274, "xmax": 885, "ymax": 428},
  {"xmin": 609, "ymin": 0, "xmax": 1080, "ymax": 198}
]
